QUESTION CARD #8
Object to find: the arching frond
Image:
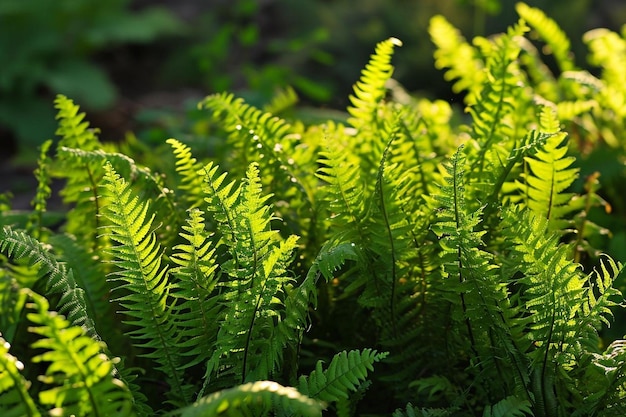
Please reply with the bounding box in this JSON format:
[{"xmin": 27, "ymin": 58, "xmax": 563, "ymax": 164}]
[
  {"xmin": 100, "ymin": 163, "xmax": 192, "ymax": 408},
  {"xmin": 0, "ymin": 226, "xmax": 99, "ymax": 339},
  {"xmin": 166, "ymin": 138, "xmax": 205, "ymax": 210},
  {"xmin": 173, "ymin": 381, "xmax": 323, "ymax": 417},
  {"xmin": 429, "ymin": 15, "xmax": 484, "ymax": 104},
  {"xmin": 347, "ymin": 37, "xmax": 402, "ymax": 131},
  {"xmin": 515, "ymin": 2, "xmax": 575, "ymax": 73},
  {"xmin": 0, "ymin": 333, "xmax": 40, "ymax": 417},
  {"xmin": 202, "ymin": 163, "xmax": 301, "ymax": 389},
  {"xmin": 26, "ymin": 290, "xmax": 134, "ymax": 417},
  {"xmin": 298, "ymin": 349, "xmax": 388, "ymax": 404}
]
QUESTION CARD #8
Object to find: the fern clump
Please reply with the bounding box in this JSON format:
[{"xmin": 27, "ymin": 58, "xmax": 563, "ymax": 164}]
[{"xmin": 2, "ymin": 3, "xmax": 626, "ymax": 416}]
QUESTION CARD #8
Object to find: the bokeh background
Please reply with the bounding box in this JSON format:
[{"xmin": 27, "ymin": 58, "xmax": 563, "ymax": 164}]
[{"xmin": 1, "ymin": 0, "xmax": 624, "ymax": 161}]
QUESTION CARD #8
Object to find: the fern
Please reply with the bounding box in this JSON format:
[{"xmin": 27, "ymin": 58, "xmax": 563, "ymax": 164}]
[
  {"xmin": 202, "ymin": 162, "xmax": 301, "ymax": 390},
  {"xmin": 298, "ymin": 349, "xmax": 388, "ymax": 404},
  {"xmin": 431, "ymin": 146, "xmax": 530, "ymax": 403},
  {"xmin": 100, "ymin": 162, "xmax": 192, "ymax": 408},
  {"xmin": 26, "ymin": 139, "xmax": 53, "ymax": 241},
  {"xmin": 172, "ymin": 381, "xmax": 323, "ymax": 417},
  {"xmin": 514, "ymin": 107, "xmax": 579, "ymax": 232},
  {"xmin": 0, "ymin": 333, "xmax": 40, "ymax": 417},
  {"xmin": 0, "ymin": 226, "xmax": 99, "ymax": 339},
  {"xmin": 429, "ymin": 15, "xmax": 484, "ymax": 104},
  {"xmin": 51, "ymin": 95, "xmax": 105, "ymax": 250},
  {"xmin": 166, "ymin": 138, "xmax": 205, "ymax": 210},
  {"xmin": 515, "ymin": 2, "xmax": 575, "ymax": 73},
  {"xmin": 26, "ymin": 290, "xmax": 134, "ymax": 416},
  {"xmin": 169, "ymin": 207, "xmax": 220, "ymax": 369},
  {"xmin": 466, "ymin": 19, "xmax": 529, "ymax": 183},
  {"xmin": 347, "ymin": 37, "xmax": 401, "ymax": 131}
]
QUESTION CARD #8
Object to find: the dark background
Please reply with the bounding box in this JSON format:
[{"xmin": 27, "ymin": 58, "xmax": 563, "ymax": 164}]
[{"xmin": 0, "ymin": 0, "xmax": 624, "ymax": 207}]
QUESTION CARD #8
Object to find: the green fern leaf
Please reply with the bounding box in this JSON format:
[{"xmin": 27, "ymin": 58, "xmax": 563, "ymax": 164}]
[
  {"xmin": 26, "ymin": 139, "xmax": 53, "ymax": 241},
  {"xmin": 26, "ymin": 290, "xmax": 134, "ymax": 416},
  {"xmin": 466, "ymin": 19, "xmax": 529, "ymax": 181},
  {"xmin": 0, "ymin": 333, "xmax": 40, "ymax": 417},
  {"xmin": 298, "ymin": 349, "xmax": 388, "ymax": 404},
  {"xmin": 429, "ymin": 15, "xmax": 484, "ymax": 104},
  {"xmin": 53, "ymin": 94, "xmax": 101, "ymax": 151},
  {"xmin": 172, "ymin": 381, "xmax": 323, "ymax": 417},
  {"xmin": 482, "ymin": 395, "xmax": 532, "ymax": 417},
  {"xmin": 347, "ymin": 37, "xmax": 402, "ymax": 131},
  {"xmin": 202, "ymin": 163, "xmax": 300, "ymax": 388},
  {"xmin": 0, "ymin": 226, "xmax": 99, "ymax": 339},
  {"xmin": 316, "ymin": 135, "xmax": 367, "ymax": 244},
  {"xmin": 170, "ymin": 208, "xmax": 220, "ymax": 368},
  {"xmin": 516, "ymin": 107, "xmax": 579, "ymax": 232},
  {"xmin": 516, "ymin": 2, "xmax": 575, "ymax": 73},
  {"xmin": 100, "ymin": 162, "xmax": 192, "ymax": 407},
  {"xmin": 167, "ymin": 138, "xmax": 205, "ymax": 210}
]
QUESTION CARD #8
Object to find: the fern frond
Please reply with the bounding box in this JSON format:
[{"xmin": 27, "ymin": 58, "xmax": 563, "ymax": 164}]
[
  {"xmin": 264, "ymin": 85, "xmax": 299, "ymax": 115},
  {"xmin": 432, "ymin": 147, "xmax": 531, "ymax": 401},
  {"xmin": 584, "ymin": 339, "xmax": 626, "ymax": 414},
  {"xmin": 347, "ymin": 37, "xmax": 402, "ymax": 131},
  {"xmin": 0, "ymin": 333, "xmax": 40, "ymax": 417},
  {"xmin": 59, "ymin": 146, "xmax": 182, "ymax": 248},
  {"xmin": 166, "ymin": 138, "xmax": 205, "ymax": 209},
  {"xmin": 203, "ymin": 163, "xmax": 300, "ymax": 389},
  {"xmin": 26, "ymin": 139, "xmax": 53, "ymax": 241},
  {"xmin": 515, "ymin": 2, "xmax": 575, "ymax": 72},
  {"xmin": 466, "ymin": 19, "xmax": 529, "ymax": 182},
  {"xmin": 516, "ymin": 107, "xmax": 579, "ymax": 232},
  {"xmin": 429, "ymin": 15, "xmax": 484, "ymax": 104},
  {"xmin": 482, "ymin": 395, "xmax": 532, "ymax": 417},
  {"xmin": 100, "ymin": 162, "xmax": 192, "ymax": 407},
  {"xmin": 26, "ymin": 290, "xmax": 134, "ymax": 417},
  {"xmin": 53, "ymin": 94, "xmax": 101, "ymax": 151},
  {"xmin": 170, "ymin": 208, "xmax": 220, "ymax": 368},
  {"xmin": 316, "ymin": 135, "xmax": 367, "ymax": 244},
  {"xmin": 173, "ymin": 381, "xmax": 323, "ymax": 417},
  {"xmin": 0, "ymin": 226, "xmax": 99, "ymax": 339},
  {"xmin": 52, "ymin": 96, "xmax": 105, "ymax": 250},
  {"xmin": 298, "ymin": 349, "xmax": 388, "ymax": 404}
]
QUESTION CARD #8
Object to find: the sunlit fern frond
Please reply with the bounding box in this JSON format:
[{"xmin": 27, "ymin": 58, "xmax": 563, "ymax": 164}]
[
  {"xmin": 0, "ymin": 332, "xmax": 40, "ymax": 417},
  {"xmin": 516, "ymin": 107, "xmax": 579, "ymax": 232},
  {"xmin": 58, "ymin": 146, "xmax": 182, "ymax": 249},
  {"xmin": 170, "ymin": 208, "xmax": 220, "ymax": 369},
  {"xmin": 316, "ymin": 134, "xmax": 367, "ymax": 245},
  {"xmin": 0, "ymin": 226, "xmax": 99, "ymax": 340},
  {"xmin": 100, "ymin": 162, "xmax": 192, "ymax": 408},
  {"xmin": 173, "ymin": 381, "xmax": 323, "ymax": 417},
  {"xmin": 166, "ymin": 138, "xmax": 205, "ymax": 210},
  {"xmin": 466, "ymin": 19, "xmax": 530, "ymax": 188},
  {"xmin": 347, "ymin": 37, "xmax": 402, "ymax": 132},
  {"xmin": 298, "ymin": 349, "xmax": 388, "ymax": 405},
  {"xmin": 515, "ymin": 2, "xmax": 575, "ymax": 73},
  {"xmin": 202, "ymin": 163, "xmax": 301, "ymax": 390},
  {"xmin": 429, "ymin": 15, "xmax": 484, "ymax": 105},
  {"xmin": 53, "ymin": 94, "xmax": 101, "ymax": 151},
  {"xmin": 26, "ymin": 290, "xmax": 135, "ymax": 417},
  {"xmin": 431, "ymin": 147, "xmax": 530, "ymax": 400}
]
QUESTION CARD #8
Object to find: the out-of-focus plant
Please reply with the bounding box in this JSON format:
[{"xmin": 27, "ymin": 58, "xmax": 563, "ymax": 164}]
[{"xmin": 0, "ymin": 0, "xmax": 182, "ymax": 154}]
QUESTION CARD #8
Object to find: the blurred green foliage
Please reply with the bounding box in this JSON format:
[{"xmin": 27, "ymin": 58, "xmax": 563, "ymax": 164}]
[{"xmin": 0, "ymin": 0, "xmax": 182, "ymax": 153}]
